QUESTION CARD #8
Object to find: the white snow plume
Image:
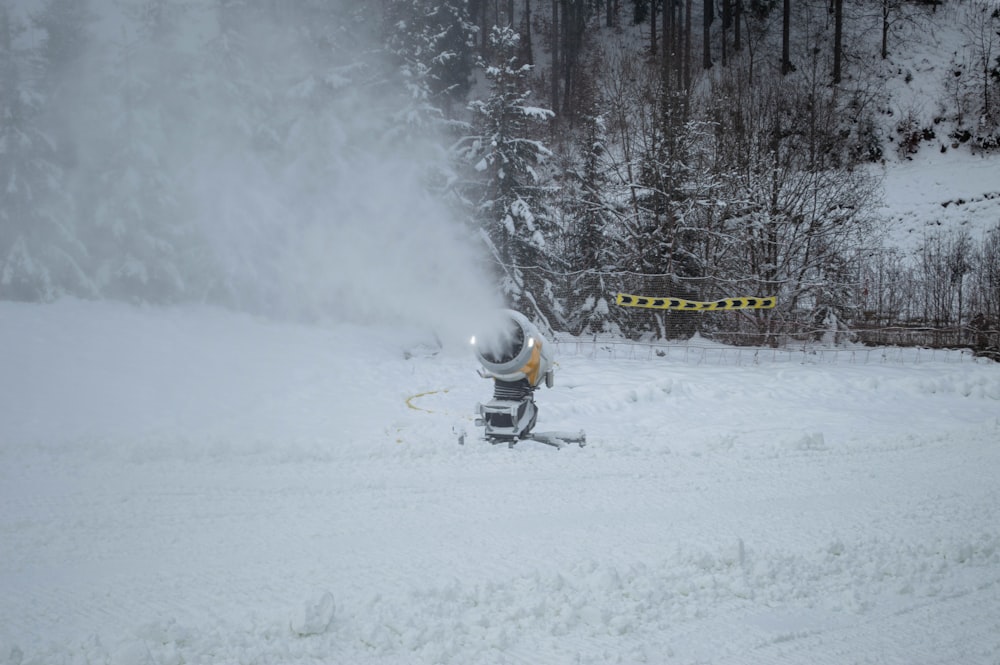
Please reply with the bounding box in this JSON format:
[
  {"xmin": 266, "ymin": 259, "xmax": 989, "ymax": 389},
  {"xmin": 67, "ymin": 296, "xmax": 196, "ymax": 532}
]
[
  {"xmin": 471, "ymin": 308, "xmax": 529, "ymax": 363},
  {"xmin": 180, "ymin": 5, "xmax": 501, "ymax": 347},
  {"xmin": 273, "ymin": 137, "xmax": 501, "ymax": 349},
  {"xmin": 37, "ymin": 1, "xmax": 500, "ymax": 345}
]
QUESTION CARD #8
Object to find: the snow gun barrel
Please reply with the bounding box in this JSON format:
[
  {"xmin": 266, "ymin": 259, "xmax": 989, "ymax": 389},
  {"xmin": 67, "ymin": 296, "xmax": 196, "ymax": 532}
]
[{"xmin": 470, "ymin": 309, "xmax": 553, "ymax": 389}]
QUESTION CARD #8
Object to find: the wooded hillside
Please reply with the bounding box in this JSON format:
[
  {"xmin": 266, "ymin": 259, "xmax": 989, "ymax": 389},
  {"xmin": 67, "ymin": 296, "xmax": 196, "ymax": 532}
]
[{"xmin": 1, "ymin": 0, "xmax": 998, "ymax": 347}]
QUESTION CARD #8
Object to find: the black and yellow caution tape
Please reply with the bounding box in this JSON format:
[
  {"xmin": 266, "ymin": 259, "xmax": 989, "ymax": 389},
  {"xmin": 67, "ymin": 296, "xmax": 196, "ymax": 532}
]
[{"xmin": 616, "ymin": 293, "xmax": 777, "ymax": 311}]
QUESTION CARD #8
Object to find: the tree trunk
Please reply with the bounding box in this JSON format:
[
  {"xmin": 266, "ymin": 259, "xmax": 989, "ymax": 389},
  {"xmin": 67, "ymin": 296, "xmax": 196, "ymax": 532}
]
[
  {"xmin": 468, "ymin": 0, "xmax": 482, "ymax": 49},
  {"xmin": 685, "ymin": 0, "xmax": 692, "ymax": 89},
  {"xmin": 781, "ymin": 0, "xmax": 792, "ymax": 75},
  {"xmin": 684, "ymin": 0, "xmax": 692, "ymax": 88},
  {"xmin": 881, "ymin": 0, "xmax": 889, "ymax": 59},
  {"xmin": 703, "ymin": 0, "xmax": 713, "ymax": 70},
  {"xmin": 650, "ymin": 0, "xmax": 658, "ymax": 55},
  {"xmin": 523, "ymin": 0, "xmax": 533, "ymax": 65},
  {"xmin": 551, "ymin": 0, "xmax": 559, "ymax": 111},
  {"xmin": 560, "ymin": 0, "xmax": 580, "ymax": 120},
  {"xmin": 734, "ymin": 0, "xmax": 741, "ymax": 51},
  {"xmin": 832, "ymin": 0, "xmax": 843, "ymax": 84},
  {"xmin": 722, "ymin": 0, "xmax": 731, "ymax": 66},
  {"xmin": 662, "ymin": 0, "xmax": 672, "ymax": 89}
]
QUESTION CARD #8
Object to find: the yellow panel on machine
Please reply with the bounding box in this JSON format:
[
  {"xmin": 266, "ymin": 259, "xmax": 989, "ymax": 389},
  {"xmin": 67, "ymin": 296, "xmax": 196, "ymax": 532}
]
[{"xmin": 615, "ymin": 293, "xmax": 777, "ymax": 311}]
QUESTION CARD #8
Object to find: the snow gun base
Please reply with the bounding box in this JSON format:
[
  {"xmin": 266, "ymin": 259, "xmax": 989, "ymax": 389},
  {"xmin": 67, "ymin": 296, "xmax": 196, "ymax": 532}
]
[{"xmin": 457, "ymin": 398, "xmax": 586, "ymax": 449}]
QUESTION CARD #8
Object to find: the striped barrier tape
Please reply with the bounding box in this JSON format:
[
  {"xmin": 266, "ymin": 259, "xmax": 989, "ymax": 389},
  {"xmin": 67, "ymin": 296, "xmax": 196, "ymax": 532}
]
[{"xmin": 616, "ymin": 293, "xmax": 777, "ymax": 311}]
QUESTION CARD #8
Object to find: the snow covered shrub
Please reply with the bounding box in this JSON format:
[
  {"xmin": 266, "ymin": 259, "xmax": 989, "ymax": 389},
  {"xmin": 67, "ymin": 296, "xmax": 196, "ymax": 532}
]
[{"xmin": 895, "ymin": 109, "xmax": 925, "ymax": 158}]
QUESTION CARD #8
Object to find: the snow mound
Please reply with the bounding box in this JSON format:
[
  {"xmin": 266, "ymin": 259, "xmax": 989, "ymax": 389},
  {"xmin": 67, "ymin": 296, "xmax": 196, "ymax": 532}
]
[{"xmin": 290, "ymin": 591, "xmax": 337, "ymax": 636}]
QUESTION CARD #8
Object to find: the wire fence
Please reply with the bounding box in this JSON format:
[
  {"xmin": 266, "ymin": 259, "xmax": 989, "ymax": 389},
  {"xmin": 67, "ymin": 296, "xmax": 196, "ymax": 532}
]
[
  {"xmin": 497, "ymin": 265, "xmax": 1000, "ymax": 365},
  {"xmin": 552, "ymin": 335, "xmax": 989, "ymax": 366}
]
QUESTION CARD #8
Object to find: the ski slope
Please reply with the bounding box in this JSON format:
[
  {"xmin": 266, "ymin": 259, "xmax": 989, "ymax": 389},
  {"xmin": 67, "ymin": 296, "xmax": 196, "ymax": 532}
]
[{"xmin": 2, "ymin": 299, "xmax": 999, "ymax": 664}]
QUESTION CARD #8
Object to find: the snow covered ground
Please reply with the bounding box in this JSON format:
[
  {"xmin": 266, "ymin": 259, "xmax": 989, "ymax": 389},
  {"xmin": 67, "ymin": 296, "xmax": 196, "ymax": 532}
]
[
  {"xmin": 879, "ymin": 148, "xmax": 1000, "ymax": 251},
  {"xmin": 867, "ymin": 0, "xmax": 1000, "ymax": 252},
  {"xmin": 2, "ymin": 299, "xmax": 999, "ymax": 664}
]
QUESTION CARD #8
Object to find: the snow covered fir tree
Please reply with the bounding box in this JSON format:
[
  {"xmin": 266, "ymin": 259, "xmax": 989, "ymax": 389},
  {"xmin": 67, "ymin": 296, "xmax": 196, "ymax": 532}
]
[
  {"xmin": 1, "ymin": 0, "xmax": 999, "ymax": 352},
  {"xmin": 459, "ymin": 25, "xmax": 558, "ymax": 324}
]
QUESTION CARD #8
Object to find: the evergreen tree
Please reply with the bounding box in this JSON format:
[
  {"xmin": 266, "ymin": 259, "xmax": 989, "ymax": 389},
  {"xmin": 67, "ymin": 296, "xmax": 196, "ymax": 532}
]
[
  {"xmin": 0, "ymin": 2, "xmax": 89, "ymax": 301},
  {"xmin": 459, "ymin": 26, "xmax": 557, "ymax": 322},
  {"xmin": 559, "ymin": 46, "xmax": 620, "ymax": 335},
  {"xmin": 565, "ymin": 113, "xmax": 622, "ymax": 335},
  {"xmin": 183, "ymin": 0, "xmax": 300, "ymax": 310},
  {"xmin": 384, "ymin": 0, "xmax": 475, "ymax": 131},
  {"xmin": 31, "ymin": 0, "xmax": 93, "ymax": 170},
  {"xmin": 193, "ymin": 0, "xmax": 394, "ymax": 315},
  {"xmin": 383, "ymin": 0, "xmax": 477, "ymax": 202},
  {"xmin": 86, "ymin": 0, "xmax": 206, "ymax": 302}
]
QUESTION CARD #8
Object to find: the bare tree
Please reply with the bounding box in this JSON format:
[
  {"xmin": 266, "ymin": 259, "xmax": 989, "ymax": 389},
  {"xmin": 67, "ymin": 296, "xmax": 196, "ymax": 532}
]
[
  {"xmin": 702, "ymin": 58, "xmax": 879, "ymax": 343},
  {"xmin": 970, "ymin": 224, "xmax": 1000, "ymax": 341},
  {"xmin": 949, "ymin": 231, "xmax": 974, "ymax": 332},
  {"xmin": 875, "ymin": 0, "xmax": 921, "ymax": 60},
  {"xmin": 960, "ymin": 0, "xmax": 1000, "ymax": 148}
]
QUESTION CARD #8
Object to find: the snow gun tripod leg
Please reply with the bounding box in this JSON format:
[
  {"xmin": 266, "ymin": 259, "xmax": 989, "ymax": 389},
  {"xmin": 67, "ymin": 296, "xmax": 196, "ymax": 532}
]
[{"xmin": 527, "ymin": 431, "xmax": 587, "ymax": 449}]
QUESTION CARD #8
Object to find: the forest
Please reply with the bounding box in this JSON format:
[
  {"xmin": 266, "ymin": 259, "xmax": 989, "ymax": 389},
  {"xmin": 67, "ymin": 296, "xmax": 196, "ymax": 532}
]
[{"xmin": 1, "ymin": 0, "xmax": 999, "ymax": 349}]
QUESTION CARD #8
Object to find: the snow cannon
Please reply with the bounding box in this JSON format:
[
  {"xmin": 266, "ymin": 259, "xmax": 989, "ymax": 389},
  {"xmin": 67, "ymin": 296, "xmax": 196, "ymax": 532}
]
[
  {"xmin": 471, "ymin": 309, "xmax": 554, "ymax": 390},
  {"xmin": 466, "ymin": 310, "xmax": 584, "ymax": 449}
]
